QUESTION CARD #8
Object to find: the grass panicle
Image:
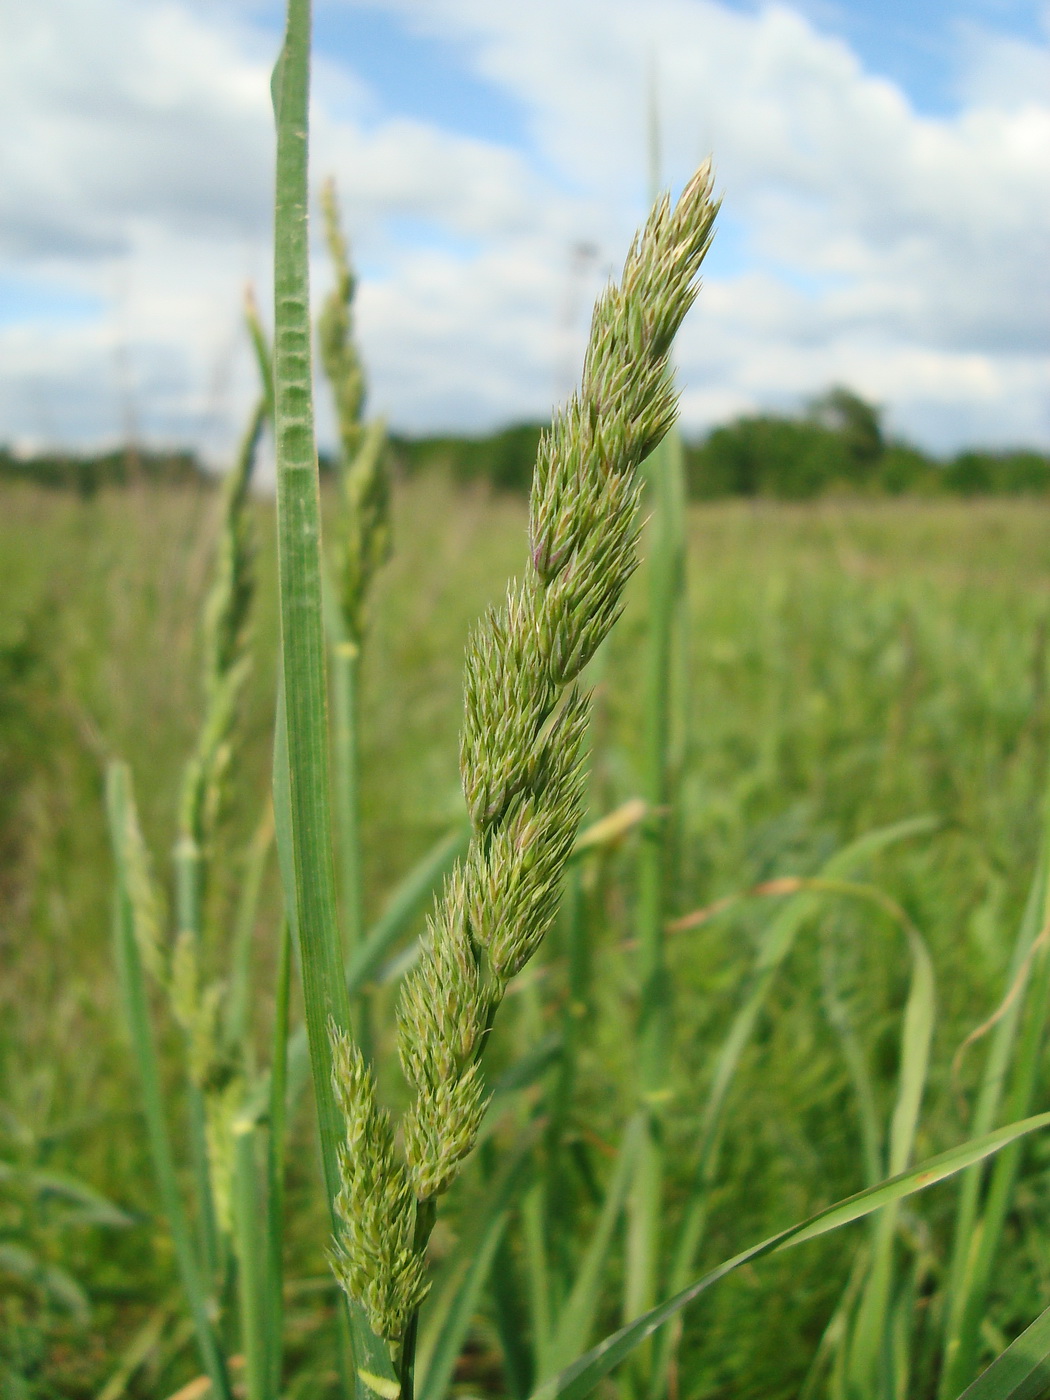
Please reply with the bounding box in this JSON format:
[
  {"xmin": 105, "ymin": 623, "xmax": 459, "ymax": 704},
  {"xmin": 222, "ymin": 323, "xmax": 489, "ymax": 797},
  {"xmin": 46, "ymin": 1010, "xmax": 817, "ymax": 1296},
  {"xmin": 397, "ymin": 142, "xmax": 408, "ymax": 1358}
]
[{"xmin": 327, "ymin": 163, "xmax": 718, "ymax": 1384}]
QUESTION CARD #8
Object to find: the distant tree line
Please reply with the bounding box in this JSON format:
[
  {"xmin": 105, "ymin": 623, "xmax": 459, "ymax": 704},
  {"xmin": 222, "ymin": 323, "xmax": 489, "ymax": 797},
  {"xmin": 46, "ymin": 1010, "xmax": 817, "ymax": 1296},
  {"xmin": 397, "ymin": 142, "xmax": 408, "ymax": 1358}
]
[
  {"xmin": 4, "ymin": 388, "xmax": 1048, "ymax": 498},
  {"xmin": 0, "ymin": 445, "xmax": 202, "ymax": 495},
  {"xmin": 387, "ymin": 389, "xmax": 1050, "ymax": 499},
  {"xmin": 683, "ymin": 388, "xmax": 1050, "ymax": 499}
]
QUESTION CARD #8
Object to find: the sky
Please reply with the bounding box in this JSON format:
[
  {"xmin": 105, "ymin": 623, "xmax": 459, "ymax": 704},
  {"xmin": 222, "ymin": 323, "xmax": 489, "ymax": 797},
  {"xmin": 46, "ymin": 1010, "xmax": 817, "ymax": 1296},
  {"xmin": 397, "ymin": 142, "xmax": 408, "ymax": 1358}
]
[{"xmin": 1, "ymin": 0, "xmax": 1048, "ymax": 462}]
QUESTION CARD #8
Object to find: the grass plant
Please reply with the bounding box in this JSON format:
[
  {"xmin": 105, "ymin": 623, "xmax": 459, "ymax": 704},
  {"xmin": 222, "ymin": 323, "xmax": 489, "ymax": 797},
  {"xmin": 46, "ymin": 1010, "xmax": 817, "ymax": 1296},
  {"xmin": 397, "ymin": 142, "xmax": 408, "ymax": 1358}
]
[{"xmin": 8, "ymin": 474, "xmax": 1050, "ymax": 1398}]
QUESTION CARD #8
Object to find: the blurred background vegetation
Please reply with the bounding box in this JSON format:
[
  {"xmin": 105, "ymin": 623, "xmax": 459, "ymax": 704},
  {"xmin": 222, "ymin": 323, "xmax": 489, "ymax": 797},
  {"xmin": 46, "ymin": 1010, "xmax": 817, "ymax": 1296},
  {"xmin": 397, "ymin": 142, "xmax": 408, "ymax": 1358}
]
[
  {"xmin": 5, "ymin": 455, "xmax": 1050, "ymax": 1395},
  {"xmin": 4, "ymin": 385, "xmax": 1050, "ymax": 501}
]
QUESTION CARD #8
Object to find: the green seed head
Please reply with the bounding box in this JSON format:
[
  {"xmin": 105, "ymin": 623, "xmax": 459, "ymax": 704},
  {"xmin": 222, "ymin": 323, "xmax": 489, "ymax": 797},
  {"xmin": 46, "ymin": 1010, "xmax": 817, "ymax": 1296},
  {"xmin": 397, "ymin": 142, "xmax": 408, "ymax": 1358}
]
[
  {"xmin": 331, "ymin": 161, "xmax": 718, "ymax": 1338},
  {"xmin": 395, "ymin": 161, "xmax": 718, "ymax": 1205}
]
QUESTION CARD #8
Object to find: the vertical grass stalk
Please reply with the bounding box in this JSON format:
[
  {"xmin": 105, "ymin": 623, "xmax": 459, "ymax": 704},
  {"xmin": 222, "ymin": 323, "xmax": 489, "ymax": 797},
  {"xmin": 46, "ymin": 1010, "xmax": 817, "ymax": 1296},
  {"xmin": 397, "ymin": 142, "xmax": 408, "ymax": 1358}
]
[
  {"xmin": 270, "ymin": 2, "xmax": 396, "ymax": 1390},
  {"xmin": 626, "ymin": 94, "xmax": 692, "ymax": 1379},
  {"xmin": 626, "ymin": 427, "xmax": 686, "ymax": 1348}
]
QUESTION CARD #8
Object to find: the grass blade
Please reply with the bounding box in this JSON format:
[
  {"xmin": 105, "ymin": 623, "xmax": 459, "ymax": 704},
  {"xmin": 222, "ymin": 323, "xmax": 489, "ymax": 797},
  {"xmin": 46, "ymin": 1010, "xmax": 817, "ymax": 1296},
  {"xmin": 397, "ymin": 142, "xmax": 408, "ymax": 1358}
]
[
  {"xmin": 953, "ymin": 1303, "xmax": 1050, "ymax": 1400},
  {"xmin": 528, "ymin": 1112, "xmax": 1050, "ymax": 1400},
  {"xmin": 329, "ymin": 599, "xmax": 365, "ymax": 955},
  {"xmin": 491, "ymin": 1227, "xmax": 535, "ymax": 1400},
  {"xmin": 225, "ymin": 803, "xmax": 275, "ymax": 1059},
  {"xmin": 266, "ymin": 915, "xmax": 292, "ymax": 1396},
  {"xmin": 232, "ymin": 1124, "xmax": 271, "ymax": 1400},
  {"xmin": 627, "ymin": 428, "xmax": 685, "ymax": 1336},
  {"xmin": 270, "ymin": 2, "xmax": 394, "ymax": 1391},
  {"xmin": 846, "ymin": 922, "xmax": 935, "ymax": 1399}
]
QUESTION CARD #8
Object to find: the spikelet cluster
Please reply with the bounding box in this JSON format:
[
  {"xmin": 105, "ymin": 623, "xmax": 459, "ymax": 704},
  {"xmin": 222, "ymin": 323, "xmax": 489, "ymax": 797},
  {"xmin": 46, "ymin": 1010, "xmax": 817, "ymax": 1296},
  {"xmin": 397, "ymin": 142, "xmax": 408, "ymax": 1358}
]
[
  {"xmin": 329, "ymin": 1027, "xmax": 429, "ymax": 1341},
  {"xmin": 395, "ymin": 162, "xmax": 718, "ymax": 1207},
  {"xmin": 111, "ymin": 772, "xmax": 166, "ymax": 986},
  {"xmin": 318, "ymin": 178, "xmax": 391, "ymax": 645},
  {"xmin": 179, "ymin": 401, "xmax": 265, "ymax": 849},
  {"xmin": 331, "ymin": 163, "xmax": 718, "ymax": 1340}
]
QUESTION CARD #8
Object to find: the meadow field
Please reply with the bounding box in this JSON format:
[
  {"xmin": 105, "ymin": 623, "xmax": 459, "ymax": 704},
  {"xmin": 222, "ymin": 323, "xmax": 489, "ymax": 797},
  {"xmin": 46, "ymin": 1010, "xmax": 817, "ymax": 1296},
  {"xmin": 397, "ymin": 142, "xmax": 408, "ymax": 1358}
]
[{"xmin": 4, "ymin": 474, "xmax": 1050, "ymax": 1398}]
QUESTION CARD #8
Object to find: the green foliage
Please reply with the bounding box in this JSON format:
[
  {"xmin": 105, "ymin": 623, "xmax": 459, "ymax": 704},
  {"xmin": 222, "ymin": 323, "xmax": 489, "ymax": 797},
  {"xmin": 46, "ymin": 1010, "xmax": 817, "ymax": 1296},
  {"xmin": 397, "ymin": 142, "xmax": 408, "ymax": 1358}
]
[
  {"xmin": 0, "ymin": 446, "xmax": 204, "ymax": 494},
  {"xmin": 943, "ymin": 451, "xmax": 1050, "ymax": 496},
  {"xmin": 392, "ymin": 424, "xmax": 545, "ymax": 494},
  {"xmin": 689, "ymin": 411, "xmax": 857, "ymax": 499},
  {"xmin": 685, "ymin": 392, "xmax": 1050, "ymax": 500},
  {"xmin": 9, "ymin": 480, "xmax": 1050, "ymax": 1396},
  {"xmin": 5, "ymin": 7, "xmax": 1050, "ymax": 1382}
]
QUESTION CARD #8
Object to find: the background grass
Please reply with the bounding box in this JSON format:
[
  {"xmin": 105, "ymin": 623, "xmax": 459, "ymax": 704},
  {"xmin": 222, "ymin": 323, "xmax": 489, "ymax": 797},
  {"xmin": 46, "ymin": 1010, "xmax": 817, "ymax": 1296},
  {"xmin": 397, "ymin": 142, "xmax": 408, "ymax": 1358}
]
[{"xmin": 4, "ymin": 476, "xmax": 1050, "ymax": 1398}]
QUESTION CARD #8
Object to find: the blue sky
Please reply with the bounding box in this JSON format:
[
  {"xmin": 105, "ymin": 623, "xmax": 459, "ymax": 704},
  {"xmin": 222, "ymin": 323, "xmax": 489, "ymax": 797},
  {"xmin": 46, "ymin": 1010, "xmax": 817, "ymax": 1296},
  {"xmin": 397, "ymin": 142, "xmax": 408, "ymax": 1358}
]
[
  {"xmin": 310, "ymin": 0, "xmax": 1046, "ymax": 125},
  {"xmin": 1, "ymin": 0, "xmax": 1048, "ymax": 457}
]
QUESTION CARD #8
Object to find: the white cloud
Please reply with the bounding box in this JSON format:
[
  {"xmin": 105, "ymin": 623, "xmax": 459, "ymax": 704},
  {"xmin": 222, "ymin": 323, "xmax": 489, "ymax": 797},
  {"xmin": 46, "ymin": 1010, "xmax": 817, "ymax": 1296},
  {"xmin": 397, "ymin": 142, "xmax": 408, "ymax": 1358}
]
[{"xmin": 1, "ymin": 0, "xmax": 1048, "ymax": 457}]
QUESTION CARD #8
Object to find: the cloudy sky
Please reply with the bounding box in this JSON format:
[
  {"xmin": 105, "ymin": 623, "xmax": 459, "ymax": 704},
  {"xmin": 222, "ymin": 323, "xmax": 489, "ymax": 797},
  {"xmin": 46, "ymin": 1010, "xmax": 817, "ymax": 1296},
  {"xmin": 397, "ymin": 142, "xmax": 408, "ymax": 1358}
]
[{"xmin": 2, "ymin": 0, "xmax": 1048, "ymax": 461}]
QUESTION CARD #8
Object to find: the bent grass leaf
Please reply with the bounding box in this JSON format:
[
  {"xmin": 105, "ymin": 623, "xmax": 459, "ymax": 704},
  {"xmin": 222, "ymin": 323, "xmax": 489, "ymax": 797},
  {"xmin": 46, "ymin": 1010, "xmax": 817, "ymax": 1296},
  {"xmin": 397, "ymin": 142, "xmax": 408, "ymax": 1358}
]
[
  {"xmin": 954, "ymin": 1302, "xmax": 1050, "ymax": 1400},
  {"xmin": 528, "ymin": 1111, "xmax": 1050, "ymax": 1400}
]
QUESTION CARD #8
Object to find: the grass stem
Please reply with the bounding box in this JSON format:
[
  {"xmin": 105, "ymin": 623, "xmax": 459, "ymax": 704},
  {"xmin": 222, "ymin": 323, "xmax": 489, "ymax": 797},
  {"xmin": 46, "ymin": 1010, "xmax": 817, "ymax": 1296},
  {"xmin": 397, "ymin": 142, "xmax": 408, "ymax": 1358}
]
[{"xmin": 270, "ymin": 0, "xmax": 395, "ymax": 1390}]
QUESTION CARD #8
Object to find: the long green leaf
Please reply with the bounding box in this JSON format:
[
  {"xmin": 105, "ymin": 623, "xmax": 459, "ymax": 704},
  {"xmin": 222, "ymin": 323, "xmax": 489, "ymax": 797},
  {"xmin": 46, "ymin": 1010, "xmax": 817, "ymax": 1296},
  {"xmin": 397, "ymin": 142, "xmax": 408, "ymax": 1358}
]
[
  {"xmin": 265, "ymin": 916, "xmax": 291, "ymax": 1396},
  {"xmin": 225, "ymin": 804, "xmax": 274, "ymax": 1058},
  {"xmin": 528, "ymin": 1112, "xmax": 1050, "ymax": 1400},
  {"xmin": 954, "ymin": 1303, "xmax": 1050, "ymax": 1400},
  {"xmin": 270, "ymin": 1, "xmax": 393, "ymax": 1392},
  {"xmin": 232, "ymin": 1125, "xmax": 270, "ymax": 1400},
  {"xmin": 627, "ymin": 426, "xmax": 685, "ymax": 1338}
]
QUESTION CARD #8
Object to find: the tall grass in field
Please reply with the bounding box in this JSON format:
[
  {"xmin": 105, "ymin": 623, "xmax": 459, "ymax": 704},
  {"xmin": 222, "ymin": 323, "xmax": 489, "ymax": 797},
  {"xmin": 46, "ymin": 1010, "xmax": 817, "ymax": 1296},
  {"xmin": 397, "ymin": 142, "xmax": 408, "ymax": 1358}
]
[{"xmin": 86, "ymin": 1, "xmax": 1050, "ymax": 1398}]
